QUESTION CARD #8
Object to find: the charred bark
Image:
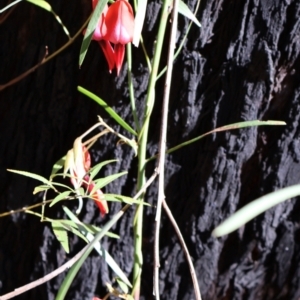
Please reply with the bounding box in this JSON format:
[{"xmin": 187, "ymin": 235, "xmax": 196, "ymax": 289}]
[{"xmin": 1, "ymin": 0, "xmax": 300, "ymax": 299}]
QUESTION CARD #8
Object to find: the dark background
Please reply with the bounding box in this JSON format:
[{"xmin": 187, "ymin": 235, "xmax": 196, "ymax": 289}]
[{"xmin": 1, "ymin": 0, "xmax": 300, "ymax": 299}]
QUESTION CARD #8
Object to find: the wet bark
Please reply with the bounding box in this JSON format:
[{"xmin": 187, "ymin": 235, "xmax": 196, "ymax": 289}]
[{"xmin": 1, "ymin": 0, "xmax": 300, "ymax": 299}]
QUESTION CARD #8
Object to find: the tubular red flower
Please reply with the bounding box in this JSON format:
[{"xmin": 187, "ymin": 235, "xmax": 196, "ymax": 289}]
[
  {"xmin": 103, "ymin": 0, "xmax": 134, "ymax": 45},
  {"xmin": 90, "ymin": 0, "xmax": 134, "ymax": 75}
]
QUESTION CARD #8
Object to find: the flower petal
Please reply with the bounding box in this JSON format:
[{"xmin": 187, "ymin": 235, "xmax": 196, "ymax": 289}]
[
  {"xmin": 98, "ymin": 40, "xmax": 115, "ymax": 73},
  {"xmin": 103, "ymin": 0, "xmax": 134, "ymax": 44},
  {"xmin": 114, "ymin": 43, "xmax": 125, "ymax": 76},
  {"xmin": 91, "ymin": 0, "xmax": 108, "ymax": 40},
  {"xmin": 83, "ymin": 175, "xmax": 109, "ymax": 216}
]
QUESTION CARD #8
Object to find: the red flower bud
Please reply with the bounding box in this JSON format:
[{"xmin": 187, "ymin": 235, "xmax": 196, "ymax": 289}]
[
  {"xmin": 83, "ymin": 175, "xmax": 109, "ymax": 216},
  {"xmin": 90, "ymin": 0, "xmax": 134, "ymax": 75},
  {"xmin": 65, "ymin": 139, "xmax": 108, "ymax": 216}
]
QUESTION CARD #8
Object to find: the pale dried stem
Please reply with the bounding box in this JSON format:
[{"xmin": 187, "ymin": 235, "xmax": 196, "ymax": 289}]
[{"xmin": 153, "ymin": 0, "xmax": 179, "ymax": 297}]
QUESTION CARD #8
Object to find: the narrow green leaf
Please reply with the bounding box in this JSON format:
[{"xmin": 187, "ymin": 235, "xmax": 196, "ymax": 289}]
[
  {"xmin": 78, "ymin": 86, "xmax": 137, "ymax": 136},
  {"xmin": 104, "ymin": 194, "xmax": 150, "ymax": 206},
  {"xmin": 63, "ymin": 206, "xmax": 119, "ymax": 239},
  {"xmin": 116, "ymin": 277, "xmax": 129, "ymax": 294},
  {"xmin": 83, "ymin": 224, "xmax": 120, "ymax": 239},
  {"xmin": 26, "ymin": 0, "xmax": 51, "ymax": 11},
  {"xmin": 33, "ymin": 185, "xmax": 50, "ymax": 194},
  {"xmin": 50, "ymin": 191, "xmax": 72, "ymax": 207},
  {"xmin": 79, "ymin": 0, "xmax": 108, "ymax": 66},
  {"xmin": 51, "ymin": 182, "xmax": 74, "ymax": 190},
  {"xmin": 212, "ymin": 120, "xmax": 286, "ymax": 131},
  {"xmin": 164, "ymin": 120, "xmax": 286, "ymax": 157},
  {"xmin": 51, "ymin": 221, "xmax": 69, "ymax": 253},
  {"xmin": 89, "ymin": 159, "xmax": 118, "ymax": 181},
  {"xmin": 118, "ymin": 137, "xmax": 138, "ymax": 156},
  {"xmin": 90, "ymin": 172, "xmax": 127, "ymax": 194},
  {"xmin": 62, "ymin": 206, "xmax": 131, "ymax": 287},
  {"xmin": 7, "ymin": 169, "xmax": 52, "ymax": 185},
  {"xmin": 178, "ymin": 1, "xmax": 201, "ymax": 27},
  {"xmin": 212, "ymin": 184, "xmax": 300, "ymax": 237},
  {"xmin": 59, "ymin": 221, "xmax": 89, "ymax": 243},
  {"xmin": 55, "ymin": 205, "xmax": 130, "ymax": 299},
  {"xmin": 51, "ymin": 156, "xmax": 66, "ymax": 175}
]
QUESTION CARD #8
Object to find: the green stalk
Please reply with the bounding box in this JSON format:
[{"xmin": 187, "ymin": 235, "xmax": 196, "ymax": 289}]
[
  {"xmin": 126, "ymin": 44, "xmax": 140, "ymax": 132},
  {"xmin": 132, "ymin": 0, "xmax": 172, "ymax": 298}
]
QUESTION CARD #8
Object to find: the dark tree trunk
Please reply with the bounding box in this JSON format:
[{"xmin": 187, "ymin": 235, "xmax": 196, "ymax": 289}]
[{"xmin": 1, "ymin": 0, "xmax": 300, "ymax": 299}]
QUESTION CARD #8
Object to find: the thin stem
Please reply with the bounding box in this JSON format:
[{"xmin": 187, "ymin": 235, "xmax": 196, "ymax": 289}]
[
  {"xmin": 79, "ymin": 121, "xmax": 103, "ymax": 140},
  {"xmin": 126, "ymin": 43, "xmax": 141, "ymax": 132},
  {"xmin": 0, "ymin": 14, "xmax": 91, "ymax": 91},
  {"xmin": 140, "ymin": 35, "xmax": 152, "ymax": 72},
  {"xmin": 132, "ymin": 0, "xmax": 172, "ymax": 298},
  {"xmin": 0, "ymin": 199, "xmax": 53, "ymax": 218},
  {"xmin": 0, "ymin": 0, "xmax": 22, "ymax": 13},
  {"xmin": 156, "ymin": 0, "xmax": 202, "ymax": 80},
  {"xmin": 0, "ymin": 244, "xmax": 90, "ymax": 300},
  {"xmin": 153, "ymin": 0, "xmax": 179, "ymax": 297},
  {"xmin": 162, "ymin": 200, "xmax": 202, "ymax": 300}
]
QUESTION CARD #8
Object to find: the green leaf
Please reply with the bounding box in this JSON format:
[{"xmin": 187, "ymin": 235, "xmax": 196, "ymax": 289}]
[
  {"xmin": 104, "ymin": 194, "xmax": 150, "ymax": 206},
  {"xmin": 55, "ymin": 204, "xmax": 130, "ymax": 299},
  {"xmin": 7, "ymin": 169, "xmax": 52, "ymax": 185},
  {"xmin": 178, "ymin": 0, "xmax": 201, "ymax": 27},
  {"xmin": 89, "ymin": 159, "xmax": 118, "ymax": 181},
  {"xmin": 78, "ymin": 86, "xmax": 137, "ymax": 136},
  {"xmin": 63, "ymin": 206, "xmax": 119, "ymax": 239},
  {"xmin": 164, "ymin": 120, "xmax": 286, "ymax": 157},
  {"xmin": 79, "ymin": 0, "xmax": 108, "ymax": 66},
  {"xmin": 62, "ymin": 207, "xmax": 131, "ymax": 288},
  {"xmin": 83, "ymin": 224, "xmax": 120, "ymax": 239},
  {"xmin": 90, "ymin": 172, "xmax": 127, "ymax": 194},
  {"xmin": 26, "ymin": 0, "xmax": 51, "ymax": 11},
  {"xmin": 51, "ymin": 221, "xmax": 69, "ymax": 253},
  {"xmin": 33, "ymin": 185, "xmax": 50, "ymax": 194},
  {"xmin": 212, "ymin": 184, "xmax": 300, "ymax": 237},
  {"xmin": 50, "ymin": 191, "xmax": 72, "ymax": 207},
  {"xmin": 51, "ymin": 156, "xmax": 66, "ymax": 175},
  {"xmin": 51, "ymin": 182, "xmax": 74, "ymax": 190},
  {"xmin": 118, "ymin": 137, "xmax": 138, "ymax": 156},
  {"xmin": 116, "ymin": 277, "xmax": 129, "ymax": 294},
  {"xmin": 59, "ymin": 220, "xmax": 89, "ymax": 243}
]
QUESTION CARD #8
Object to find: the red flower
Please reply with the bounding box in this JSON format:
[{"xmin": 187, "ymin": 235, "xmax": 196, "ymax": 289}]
[
  {"xmin": 83, "ymin": 176, "xmax": 109, "ymax": 216},
  {"xmin": 102, "ymin": 0, "xmax": 134, "ymax": 45},
  {"xmin": 91, "ymin": 0, "xmax": 134, "ymax": 75},
  {"xmin": 65, "ymin": 139, "xmax": 108, "ymax": 216}
]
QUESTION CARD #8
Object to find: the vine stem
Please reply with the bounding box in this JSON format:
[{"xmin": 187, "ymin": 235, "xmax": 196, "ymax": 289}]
[
  {"xmin": 162, "ymin": 200, "xmax": 202, "ymax": 300},
  {"xmin": 0, "ymin": 14, "xmax": 91, "ymax": 91},
  {"xmin": 132, "ymin": 0, "xmax": 172, "ymax": 298},
  {"xmin": 153, "ymin": 0, "xmax": 179, "ymax": 297}
]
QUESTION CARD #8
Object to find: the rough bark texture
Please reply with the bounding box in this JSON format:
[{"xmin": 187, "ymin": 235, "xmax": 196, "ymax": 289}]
[{"xmin": 1, "ymin": 0, "xmax": 300, "ymax": 299}]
